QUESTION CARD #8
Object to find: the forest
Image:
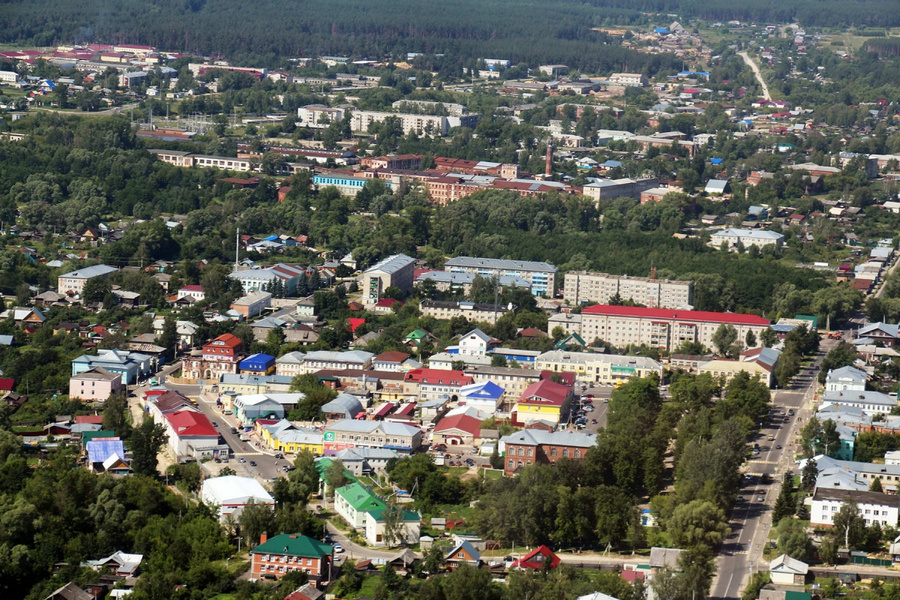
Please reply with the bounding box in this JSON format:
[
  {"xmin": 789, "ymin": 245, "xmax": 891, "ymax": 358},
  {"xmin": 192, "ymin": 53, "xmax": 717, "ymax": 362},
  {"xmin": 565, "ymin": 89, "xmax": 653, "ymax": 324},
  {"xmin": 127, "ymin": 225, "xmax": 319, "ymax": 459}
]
[{"xmin": 2, "ymin": 0, "xmax": 898, "ymax": 71}]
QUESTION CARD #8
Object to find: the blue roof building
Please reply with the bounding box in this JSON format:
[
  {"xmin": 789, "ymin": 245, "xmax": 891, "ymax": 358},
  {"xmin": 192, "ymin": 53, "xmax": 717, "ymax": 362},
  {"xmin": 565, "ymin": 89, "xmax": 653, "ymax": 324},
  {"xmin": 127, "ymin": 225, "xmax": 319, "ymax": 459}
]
[{"xmin": 239, "ymin": 353, "xmax": 276, "ymax": 375}]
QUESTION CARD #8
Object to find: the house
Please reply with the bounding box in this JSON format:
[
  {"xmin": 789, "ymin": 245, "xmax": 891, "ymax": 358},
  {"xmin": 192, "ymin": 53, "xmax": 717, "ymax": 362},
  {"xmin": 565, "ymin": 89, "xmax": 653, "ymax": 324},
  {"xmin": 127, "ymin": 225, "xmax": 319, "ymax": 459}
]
[
  {"xmin": 233, "ymin": 393, "xmax": 303, "ymax": 425},
  {"xmin": 500, "ymin": 429, "xmax": 596, "ymax": 476},
  {"xmin": 285, "ymin": 583, "xmax": 325, "ymax": 600},
  {"xmin": 856, "ymin": 322, "xmax": 900, "ymax": 347},
  {"xmin": 331, "ymin": 447, "xmax": 398, "ymax": 476},
  {"xmin": 182, "ymin": 333, "xmax": 244, "ymax": 380},
  {"xmin": 239, "ymin": 353, "xmax": 276, "ymax": 376},
  {"xmin": 458, "ymin": 381, "xmax": 505, "ymax": 413},
  {"xmin": 1, "ymin": 306, "xmax": 46, "ymax": 325},
  {"xmin": 176, "ymin": 284, "xmax": 206, "ymax": 302},
  {"xmin": 69, "ymin": 366, "xmax": 123, "ymax": 402},
  {"xmin": 649, "ymin": 547, "xmax": 686, "ymax": 571},
  {"xmin": 403, "ymin": 368, "xmax": 474, "ymax": 401},
  {"xmin": 201, "ymin": 475, "xmax": 275, "ymax": 521},
  {"xmin": 372, "ymin": 351, "xmax": 417, "ymax": 372},
  {"xmin": 769, "ymin": 554, "xmax": 809, "ymax": 585},
  {"xmin": 44, "ymin": 583, "xmax": 94, "ymax": 600},
  {"xmin": 698, "ymin": 357, "xmax": 776, "ymax": 388},
  {"xmin": 433, "ymin": 414, "xmax": 483, "ymax": 446},
  {"xmin": 250, "ymin": 532, "xmax": 333, "ymax": 583},
  {"xmin": 72, "ymin": 349, "xmax": 154, "ymax": 385},
  {"xmin": 446, "ymin": 540, "xmax": 482, "ymax": 569},
  {"xmin": 515, "ymin": 378, "xmax": 572, "ymax": 425},
  {"xmin": 323, "ymin": 420, "xmax": 423, "ymax": 453},
  {"xmin": 162, "ymin": 409, "xmax": 223, "ymax": 460},
  {"xmin": 231, "ymin": 291, "xmax": 273, "ymax": 319},
  {"xmin": 404, "ymin": 329, "xmax": 436, "ymax": 349},
  {"xmin": 510, "ymin": 545, "xmax": 561, "ymax": 570},
  {"xmin": 301, "ymin": 350, "xmax": 374, "ymax": 373},
  {"xmin": 86, "ymin": 439, "xmax": 128, "ymax": 474},
  {"xmin": 84, "ymin": 551, "xmax": 144, "ymax": 577},
  {"xmin": 825, "ymin": 366, "xmax": 868, "ymax": 392},
  {"xmin": 152, "ymin": 318, "xmax": 199, "ymax": 347},
  {"xmin": 444, "ymin": 256, "xmax": 557, "ymax": 297},
  {"xmin": 261, "ymin": 419, "xmax": 324, "ymax": 455},
  {"xmin": 704, "ymin": 179, "xmax": 731, "ymax": 195},
  {"xmin": 457, "ymin": 328, "xmax": 497, "ymax": 357}
]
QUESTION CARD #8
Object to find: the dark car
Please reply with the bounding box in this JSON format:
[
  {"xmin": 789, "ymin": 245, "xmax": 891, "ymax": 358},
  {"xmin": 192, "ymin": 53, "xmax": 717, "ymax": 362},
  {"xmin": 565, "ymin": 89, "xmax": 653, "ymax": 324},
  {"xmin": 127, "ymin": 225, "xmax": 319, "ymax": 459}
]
[
  {"xmin": 249, "ymin": 460, "xmax": 257, "ymax": 467},
  {"xmin": 212, "ymin": 421, "xmax": 218, "ymax": 427},
  {"xmin": 274, "ymin": 453, "xmax": 284, "ymax": 459},
  {"xmin": 231, "ymin": 427, "xmax": 238, "ymax": 434}
]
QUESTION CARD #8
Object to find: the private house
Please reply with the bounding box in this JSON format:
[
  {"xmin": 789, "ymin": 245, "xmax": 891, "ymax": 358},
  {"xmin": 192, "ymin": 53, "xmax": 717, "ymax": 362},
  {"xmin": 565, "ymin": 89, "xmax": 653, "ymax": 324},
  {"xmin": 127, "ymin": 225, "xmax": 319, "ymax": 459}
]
[
  {"xmin": 71, "ymin": 349, "xmax": 154, "ymax": 385},
  {"xmin": 510, "ymin": 545, "xmax": 561, "ymax": 570},
  {"xmin": 176, "ymin": 285, "xmax": 206, "ymax": 302},
  {"xmin": 458, "ymin": 381, "xmax": 505, "ymax": 413},
  {"xmin": 250, "ymin": 532, "xmax": 333, "ymax": 583},
  {"xmin": 857, "ymin": 322, "xmax": 900, "ymax": 347},
  {"xmin": 515, "ymin": 379, "xmax": 572, "ymax": 425},
  {"xmin": 153, "ymin": 318, "xmax": 199, "ymax": 347},
  {"xmin": 457, "ymin": 328, "xmax": 497, "ymax": 357},
  {"xmin": 500, "ymin": 429, "xmax": 597, "ymax": 476},
  {"xmin": 361, "ymin": 254, "xmax": 416, "ymax": 304},
  {"xmin": 769, "ymin": 554, "xmax": 809, "ymax": 585},
  {"xmin": 84, "ymin": 551, "xmax": 144, "ymax": 577},
  {"xmin": 162, "ymin": 409, "xmax": 223, "ymax": 460},
  {"xmin": 57, "ymin": 264, "xmax": 117, "ymax": 296},
  {"xmin": 445, "ymin": 540, "xmax": 481, "ymax": 569},
  {"xmin": 825, "ymin": 366, "xmax": 868, "ymax": 392},
  {"xmin": 68, "ymin": 367, "xmax": 123, "ymax": 402},
  {"xmin": 201, "ymin": 475, "xmax": 275, "ymax": 521},
  {"xmin": 1, "ymin": 306, "xmax": 46, "ymax": 325}
]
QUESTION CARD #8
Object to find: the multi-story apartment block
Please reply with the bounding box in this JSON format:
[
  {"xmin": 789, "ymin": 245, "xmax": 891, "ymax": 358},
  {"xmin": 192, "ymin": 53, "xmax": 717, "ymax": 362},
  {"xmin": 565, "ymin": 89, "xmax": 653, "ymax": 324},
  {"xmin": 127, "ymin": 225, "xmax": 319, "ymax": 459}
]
[
  {"xmin": 534, "ymin": 350, "xmax": 664, "ymax": 385},
  {"xmin": 577, "ymin": 305, "xmax": 770, "ymax": 352},
  {"xmin": 444, "ymin": 256, "xmax": 558, "ymax": 298},
  {"xmin": 416, "ymin": 271, "xmax": 531, "ymax": 295},
  {"xmin": 57, "ymin": 264, "xmax": 118, "ymax": 296},
  {"xmin": 297, "ymin": 104, "xmax": 353, "ymax": 128},
  {"xmin": 563, "ymin": 272, "xmax": 692, "ymax": 308},
  {"xmin": 361, "ymin": 254, "xmax": 416, "ymax": 304},
  {"xmin": 419, "ymin": 300, "xmax": 512, "ymax": 323}
]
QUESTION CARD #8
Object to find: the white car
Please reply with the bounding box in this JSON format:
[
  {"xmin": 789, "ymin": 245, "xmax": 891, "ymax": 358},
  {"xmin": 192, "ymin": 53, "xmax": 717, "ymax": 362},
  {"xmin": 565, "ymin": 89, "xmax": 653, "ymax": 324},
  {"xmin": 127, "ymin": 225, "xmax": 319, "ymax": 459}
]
[{"xmin": 333, "ymin": 543, "xmax": 344, "ymax": 553}]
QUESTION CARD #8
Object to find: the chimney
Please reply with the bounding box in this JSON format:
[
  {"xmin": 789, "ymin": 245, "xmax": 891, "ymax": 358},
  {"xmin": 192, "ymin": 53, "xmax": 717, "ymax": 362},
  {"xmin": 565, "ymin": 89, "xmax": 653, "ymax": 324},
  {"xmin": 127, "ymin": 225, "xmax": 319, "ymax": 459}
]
[
  {"xmin": 545, "ymin": 142, "xmax": 553, "ymax": 177},
  {"xmin": 260, "ymin": 532, "xmax": 268, "ymax": 544}
]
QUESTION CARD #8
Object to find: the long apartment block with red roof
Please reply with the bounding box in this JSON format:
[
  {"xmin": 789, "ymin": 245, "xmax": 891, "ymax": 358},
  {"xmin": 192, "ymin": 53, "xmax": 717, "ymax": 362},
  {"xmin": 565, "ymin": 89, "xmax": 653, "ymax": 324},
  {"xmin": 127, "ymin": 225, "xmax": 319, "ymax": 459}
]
[{"xmin": 578, "ymin": 304, "xmax": 770, "ymax": 352}]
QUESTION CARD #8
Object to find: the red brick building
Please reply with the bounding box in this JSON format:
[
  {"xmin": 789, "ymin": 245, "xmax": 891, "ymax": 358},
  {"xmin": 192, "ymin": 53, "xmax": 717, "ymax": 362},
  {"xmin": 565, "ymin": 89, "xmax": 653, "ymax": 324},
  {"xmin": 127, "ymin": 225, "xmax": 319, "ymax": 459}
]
[
  {"xmin": 500, "ymin": 429, "xmax": 597, "ymax": 476},
  {"xmin": 250, "ymin": 533, "xmax": 333, "ymax": 583}
]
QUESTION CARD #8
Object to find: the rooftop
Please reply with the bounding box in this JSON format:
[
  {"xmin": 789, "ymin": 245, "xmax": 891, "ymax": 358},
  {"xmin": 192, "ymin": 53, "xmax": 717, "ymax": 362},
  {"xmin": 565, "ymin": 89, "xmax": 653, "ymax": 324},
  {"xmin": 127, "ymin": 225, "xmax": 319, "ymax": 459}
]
[{"xmin": 581, "ymin": 304, "xmax": 769, "ymax": 326}]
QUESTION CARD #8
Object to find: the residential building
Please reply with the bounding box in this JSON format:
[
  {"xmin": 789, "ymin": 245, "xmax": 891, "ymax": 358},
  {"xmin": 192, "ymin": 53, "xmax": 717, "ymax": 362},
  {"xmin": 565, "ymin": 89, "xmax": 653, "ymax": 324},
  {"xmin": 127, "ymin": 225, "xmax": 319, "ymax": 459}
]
[
  {"xmin": 444, "ymin": 256, "xmax": 558, "ymax": 297},
  {"xmin": 608, "ymin": 73, "xmax": 647, "ymax": 87},
  {"xmin": 445, "ymin": 540, "xmax": 482, "ymax": 569},
  {"xmin": 415, "ymin": 271, "xmax": 531, "ymax": 296},
  {"xmin": 331, "ymin": 447, "xmax": 398, "ymax": 476},
  {"xmin": 698, "ymin": 358, "xmax": 775, "ymax": 388},
  {"xmin": 403, "ymin": 368, "xmax": 474, "ymax": 401},
  {"xmin": 365, "ymin": 507, "xmax": 421, "ymax": 547},
  {"xmin": 323, "ymin": 420, "xmax": 423, "ymax": 453},
  {"xmin": 217, "ymin": 373, "xmax": 294, "ymax": 396},
  {"xmin": 857, "ymin": 322, "xmax": 900, "ymax": 347},
  {"xmin": 153, "ymin": 318, "xmax": 199, "ymax": 347},
  {"xmin": 801, "ymin": 455, "xmax": 900, "ymax": 493},
  {"xmin": 500, "ymin": 429, "xmax": 596, "ymax": 476},
  {"xmin": 826, "ymin": 366, "xmax": 868, "ymax": 392},
  {"xmin": 577, "ymin": 305, "xmax": 769, "ymax": 352},
  {"xmin": 811, "ymin": 488, "xmax": 899, "ymax": 528},
  {"xmin": 547, "ymin": 313, "xmax": 583, "ymax": 336},
  {"xmin": 466, "ymin": 366, "xmax": 542, "ymax": 409},
  {"xmin": 201, "ymin": 475, "xmax": 275, "ymax": 521},
  {"xmin": 239, "ymin": 353, "xmax": 276, "ymax": 376},
  {"xmin": 419, "ymin": 299, "xmax": 513, "ymax": 323},
  {"xmin": 276, "ymin": 351, "xmax": 307, "ymax": 377},
  {"xmin": 230, "ymin": 264, "xmax": 307, "ymax": 296},
  {"xmin": 433, "ymin": 414, "xmax": 483, "ymax": 446},
  {"xmin": 709, "ymin": 228, "xmax": 785, "ymax": 250},
  {"xmin": 534, "ymin": 350, "xmax": 664, "ymax": 385},
  {"xmin": 350, "ymin": 110, "xmax": 478, "ymax": 136},
  {"xmin": 250, "ymin": 533, "xmax": 333, "ymax": 582},
  {"xmin": 261, "ymin": 419, "xmax": 324, "ymax": 455},
  {"xmin": 457, "ymin": 328, "xmax": 496, "ymax": 357},
  {"xmin": 57, "ymin": 264, "xmax": 118, "ymax": 296},
  {"xmin": 769, "ymin": 555, "xmax": 809, "ymax": 586},
  {"xmin": 458, "ymin": 381, "xmax": 505, "ymax": 414},
  {"xmin": 162, "ymin": 409, "xmax": 224, "ymax": 460},
  {"xmin": 302, "ymin": 350, "xmax": 374, "ymax": 373},
  {"xmin": 233, "ymin": 393, "xmax": 303, "ymax": 425},
  {"xmin": 297, "ymin": 104, "xmax": 351, "ymax": 128},
  {"xmin": 176, "ymin": 284, "xmax": 206, "ymax": 302},
  {"xmin": 231, "ymin": 291, "xmax": 273, "ymax": 319},
  {"xmin": 563, "ymin": 272, "xmax": 692, "ymax": 308},
  {"xmin": 372, "ymin": 351, "xmax": 417, "ymax": 372},
  {"xmin": 71, "ymin": 349, "xmax": 154, "ymax": 385},
  {"xmin": 68, "ymin": 367, "xmax": 123, "ymax": 402},
  {"xmin": 182, "ymin": 333, "xmax": 243, "ymax": 380},
  {"xmin": 582, "ymin": 178, "xmax": 659, "ymax": 203},
  {"xmin": 361, "ymin": 254, "xmax": 416, "ymax": 304},
  {"xmin": 334, "ymin": 482, "xmax": 386, "ymax": 528}
]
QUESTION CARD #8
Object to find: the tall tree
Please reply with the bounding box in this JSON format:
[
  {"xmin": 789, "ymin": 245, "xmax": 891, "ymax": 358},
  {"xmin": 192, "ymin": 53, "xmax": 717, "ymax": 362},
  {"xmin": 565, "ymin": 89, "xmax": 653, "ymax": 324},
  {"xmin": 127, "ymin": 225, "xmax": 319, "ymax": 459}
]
[
  {"xmin": 102, "ymin": 391, "xmax": 131, "ymax": 438},
  {"xmin": 130, "ymin": 418, "xmax": 168, "ymax": 477}
]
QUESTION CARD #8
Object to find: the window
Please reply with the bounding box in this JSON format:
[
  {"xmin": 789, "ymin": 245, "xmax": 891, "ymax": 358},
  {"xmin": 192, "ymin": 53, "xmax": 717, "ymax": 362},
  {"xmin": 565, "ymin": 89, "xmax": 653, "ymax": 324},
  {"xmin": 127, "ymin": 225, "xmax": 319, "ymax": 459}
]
[
  {"xmin": 563, "ymin": 449, "xmax": 569, "ymax": 458},
  {"xmin": 550, "ymin": 448, "xmax": 557, "ymax": 457}
]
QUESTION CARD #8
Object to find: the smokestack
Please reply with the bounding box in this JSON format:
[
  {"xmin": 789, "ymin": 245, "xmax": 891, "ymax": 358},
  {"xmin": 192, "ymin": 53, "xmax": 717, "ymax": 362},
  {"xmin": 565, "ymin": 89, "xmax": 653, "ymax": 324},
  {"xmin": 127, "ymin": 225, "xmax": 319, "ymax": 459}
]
[{"xmin": 545, "ymin": 142, "xmax": 553, "ymax": 177}]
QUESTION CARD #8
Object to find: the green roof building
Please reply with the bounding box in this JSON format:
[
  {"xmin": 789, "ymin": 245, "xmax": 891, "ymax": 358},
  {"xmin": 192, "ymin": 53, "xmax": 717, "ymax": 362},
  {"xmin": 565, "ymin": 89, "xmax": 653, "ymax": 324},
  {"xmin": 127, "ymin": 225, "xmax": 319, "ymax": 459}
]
[
  {"xmin": 334, "ymin": 481, "xmax": 386, "ymax": 528},
  {"xmin": 250, "ymin": 532, "xmax": 333, "ymax": 582}
]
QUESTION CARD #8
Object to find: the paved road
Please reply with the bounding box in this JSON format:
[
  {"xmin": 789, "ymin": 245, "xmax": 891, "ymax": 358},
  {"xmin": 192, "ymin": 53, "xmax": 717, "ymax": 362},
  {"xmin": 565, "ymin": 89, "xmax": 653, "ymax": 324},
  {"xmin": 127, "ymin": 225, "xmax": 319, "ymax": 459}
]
[
  {"xmin": 738, "ymin": 51, "xmax": 771, "ymax": 101},
  {"xmin": 874, "ymin": 251, "xmax": 900, "ymax": 299},
  {"xmin": 710, "ymin": 341, "xmax": 834, "ymax": 599}
]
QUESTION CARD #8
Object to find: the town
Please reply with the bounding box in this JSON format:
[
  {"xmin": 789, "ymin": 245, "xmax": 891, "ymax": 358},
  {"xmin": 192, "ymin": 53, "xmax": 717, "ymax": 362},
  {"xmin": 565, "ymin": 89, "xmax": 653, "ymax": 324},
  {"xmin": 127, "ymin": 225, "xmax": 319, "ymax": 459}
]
[{"xmin": 1, "ymin": 6, "xmax": 900, "ymax": 600}]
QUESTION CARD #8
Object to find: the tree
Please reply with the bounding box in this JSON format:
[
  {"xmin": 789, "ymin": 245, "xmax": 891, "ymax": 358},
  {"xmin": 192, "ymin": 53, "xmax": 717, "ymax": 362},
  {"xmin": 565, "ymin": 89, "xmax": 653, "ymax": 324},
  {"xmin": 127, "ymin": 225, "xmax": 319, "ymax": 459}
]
[
  {"xmin": 238, "ymin": 501, "xmax": 276, "ymax": 546},
  {"xmin": 325, "ymin": 459, "xmax": 349, "ymax": 496},
  {"xmin": 102, "ymin": 391, "xmax": 131, "ymax": 438},
  {"xmin": 801, "ymin": 458, "xmax": 818, "ymax": 491},
  {"xmin": 772, "ymin": 471, "xmax": 796, "ymax": 524},
  {"xmin": 380, "ymin": 500, "xmax": 407, "ymax": 548},
  {"xmin": 818, "ymin": 342, "xmax": 859, "ymax": 384},
  {"xmin": 777, "ymin": 518, "xmax": 813, "ymax": 562},
  {"xmin": 833, "ymin": 500, "xmax": 866, "ymax": 549},
  {"xmin": 82, "ymin": 276, "xmax": 113, "ymax": 303},
  {"xmin": 745, "ymin": 329, "xmax": 757, "ymax": 348},
  {"xmin": 711, "ymin": 324, "xmax": 738, "ymax": 357},
  {"xmin": 871, "ymin": 477, "xmax": 884, "ymax": 493},
  {"xmin": 819, "ymin": 535, "xmax": 839, "ymax": 564},
  {"xmin": 130, "ymin": 418, "xmax": 168, "ymax": 477},
  {"xmin": 158, "ymin": 316, "xmax": 179, "ymax": 358},
  {"xmin": 668, "ymin": 500, "xmax": 730, "ymax": 549},
  {"xmin": 489, "ymin": 445, "xmax": 503, "ymax": 470},
  {"xmin": 760, "ymin": 327, "xmax": 778, "ymax": 348}
]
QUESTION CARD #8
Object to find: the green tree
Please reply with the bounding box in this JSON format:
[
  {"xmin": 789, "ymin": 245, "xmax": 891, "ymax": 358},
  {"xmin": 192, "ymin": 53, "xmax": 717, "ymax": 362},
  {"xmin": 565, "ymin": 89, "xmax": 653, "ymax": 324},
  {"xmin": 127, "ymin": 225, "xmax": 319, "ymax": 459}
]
[
  {"xmin": 158, "ymin": 316, "xmax": 179, "ymax": 358},
  {"xmin": 871, "ymin": 477, "xmax": 884, "ymax": 493},
  {"xmin": 667, "ymin": 500, "xmax": 730, "ymax": 549},
  {"xmin": 238, "ymin": 501, "xmax": 276, "ymax": 546},
  {"xmin": 833, "ymin": 500, "xmax": 866, "ymax": 549},
  {"xmin": 772, "ymin": 471, "xmax": 796, "ymax": 524},
  {"xmin": 325, "ymin": 459, "xmax": 349, "ymax": 496},
  {"xmin": 760, "ymin": 327, "xmax": 778, "ymax": 348},
  {"xmin": 801, "ymin": 458, "xmax": 818, "ymax": 491},
  {"xmin": 102, "ymin": 391, "xmax": 131, "ymax": 438},
  {"xmin": 711, "ymin": 323, "xmax": 738, "ymax": 357},
  {"xmin": 130, "ymin": 418, "xmax": 168, "ymax": 477}
]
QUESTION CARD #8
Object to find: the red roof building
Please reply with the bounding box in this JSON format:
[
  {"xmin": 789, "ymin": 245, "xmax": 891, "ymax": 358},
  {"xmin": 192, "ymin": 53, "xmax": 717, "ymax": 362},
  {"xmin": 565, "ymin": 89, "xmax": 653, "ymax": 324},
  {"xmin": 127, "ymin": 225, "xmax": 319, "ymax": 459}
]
[
  {"xmin": 165, "ymin": 409, "xmax": 218, "ymax": 438},
  {"xmin": 0, "ymin": 378, "xmax": 15, "ymax": 391},
  {"xmin": 433, "ymin": 414, "xmax": 483, "ymax": 445},
  {"xmin": 75, "ymin": 415, "xmax": 104, "ymax": 425},
  {"xmin": 404, "ymin": 369, "xmax": 474, "ymax": 401},
  {"xmin": 510, "ymin": 545, "xmax": 561, "ymax": 570},
  {"xmin": 183, "ymin": 333, "xmax": 245, "ymax": 380}
]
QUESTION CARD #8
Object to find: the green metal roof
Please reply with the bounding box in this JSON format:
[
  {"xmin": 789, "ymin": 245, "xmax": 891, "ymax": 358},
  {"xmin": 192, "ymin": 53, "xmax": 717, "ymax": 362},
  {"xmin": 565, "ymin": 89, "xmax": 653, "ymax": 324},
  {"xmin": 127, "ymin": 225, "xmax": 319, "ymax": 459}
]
[
  {"xmin": 82, "ymin": 430, "xmax": 116, "ymax": 443},
  {"xmin": 336, "ymin": 481, "xmax": 387, "ymax": 512},
  {"xmin": 252, "ymin": 533, "xmax": 333, "ymax": 558},
  {"xmin": 367, "ymin": 507, "xmax": 420, "ymax": 522}
]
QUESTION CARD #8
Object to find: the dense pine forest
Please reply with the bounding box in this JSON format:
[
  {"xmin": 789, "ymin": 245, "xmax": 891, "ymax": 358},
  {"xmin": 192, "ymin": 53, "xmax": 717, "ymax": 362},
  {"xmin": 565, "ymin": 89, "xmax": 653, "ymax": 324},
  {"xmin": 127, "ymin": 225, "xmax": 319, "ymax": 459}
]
[{"xmin": 1, "ymin": 0, "xmax": 898, "ymax": 69}]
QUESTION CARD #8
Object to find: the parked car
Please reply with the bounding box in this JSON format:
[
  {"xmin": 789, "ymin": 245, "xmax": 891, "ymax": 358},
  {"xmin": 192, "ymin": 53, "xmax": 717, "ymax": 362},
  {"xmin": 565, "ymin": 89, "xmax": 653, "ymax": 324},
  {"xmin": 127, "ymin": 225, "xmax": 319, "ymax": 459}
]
[
  {"xmin": 212, "ymin": 422, "xmax": 218, "ymax": 427},
  {"xmin": 333, "ymin": 543, "xmax": 344, "ymax": 553},
  {"xmin": 239, "ymin": 458, "xmax": 246, "ymax": 463},
  {"xmin": 274, "ymin": 453, "xmax": 284, "ymax": 460},
  {"xmin": 249, "ymin": 460, "xmax": 257, "ymax": 467},
  {"xmin": 230, "ymin": 427, "xmax": 238, "ymax": 434}
]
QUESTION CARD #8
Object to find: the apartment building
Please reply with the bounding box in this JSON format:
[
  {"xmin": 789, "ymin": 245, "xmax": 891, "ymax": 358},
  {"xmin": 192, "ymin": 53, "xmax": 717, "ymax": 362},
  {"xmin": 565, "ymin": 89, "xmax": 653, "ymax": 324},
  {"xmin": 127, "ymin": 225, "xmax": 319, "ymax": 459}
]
[
  {"xmin": 563, "ymin": 272, "xmax": 692, "ymax": 308},
  {"xmin": 444, "ymin": 256, "xmax": 557, "ymax": 297},
  {"xmin": 229, "ymin": 264, "xmax": 307, "ymax": 296},
  {"xmin": 534, "ymin": 350, "xmax": 664, "ymax": 385},
  {"xmin": 150, "ymin": 150, "xmax": 253, "ymax": 172},
  {"xmin": 57, "ymin": 264, "xmax": 118, "ymax": 296},
  {"xmin": 323, "ymin": 420, "xmax": 423, "ymax": 453},
  {"xmin": 582, "ymin": 177, "xmax": 659, "ymax": 203},
  {"xmin": 419, "ymin": 300, "xmax": 512, "ymax": 323},
  {"xmin": 297, "ymin": 104, "xmax": 352, "ymax": 128},
  {"xmin": 608, "ymin": 73, "xmax": 648, "ymax": 87},
  {"xmin": 350, "ymin": 110, "xmax": 479, "ymax": 136},
  {"xmin": 415, "ymin": 271, "xmax": 532, "ymax": 295},
  {"xmin": 710, "ymin": 228, "xmax": 785, "ymax": 250},
  {"xmin": 361, "ymin": 254, "xmax": 416, "ymax": 304},
  {"xmin": 577, "ymin": 305, "xmax": 769, "ymax": 352}
]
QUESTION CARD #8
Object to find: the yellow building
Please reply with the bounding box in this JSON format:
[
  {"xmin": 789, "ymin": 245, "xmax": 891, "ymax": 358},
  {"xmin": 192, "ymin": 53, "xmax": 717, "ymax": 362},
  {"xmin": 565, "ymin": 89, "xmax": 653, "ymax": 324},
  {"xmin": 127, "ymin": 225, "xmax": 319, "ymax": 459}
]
[
  {"xmin": 514, "ymin": 379, "xmax": 572, "ymax": 425},
  {"xmin": 698, "ymin": 359, "xmax": 774, "ymax": 388},
  {"xmin": 261, "ymin": 419, "xmax": 324, "ymax": 455},
  {"xmin": 534, "ymin": 350, "xmax": 663, "ymax": 385}
]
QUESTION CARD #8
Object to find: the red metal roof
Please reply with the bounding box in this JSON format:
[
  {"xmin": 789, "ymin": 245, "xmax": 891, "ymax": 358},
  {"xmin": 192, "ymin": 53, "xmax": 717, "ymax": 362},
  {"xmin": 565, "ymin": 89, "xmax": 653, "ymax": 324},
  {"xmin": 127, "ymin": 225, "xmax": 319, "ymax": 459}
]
[
  {"xmin": 165, "ymin": 409, "xmax": 217, "ymax": 437},
  {"xmin": 404, "ymin": 368, "xmax": 473, "ymax": 386},
  {"xmin": 519, "ymin": 379, "xmax": 570, "ymax": 407},
  {"xmin": 75, "ymin": 415, "xmax": 104, "ymax": 424},
  {"xmin": 205, "ymin": 333, "xmax": 242, "ymax": 349},
  {"xmin": 582, "ymin": 304, "xmax": 769, "ymax": 326},
  {"xmin": 510, "ymin": 545, "xmax": 561, "ymax": 569},
  {"xmin": 0, "ymin": 378, "xmax": 15, "ymax": 391},
  {"xmin": 435, "ymin": 414, "xmax": 482, "ymax": 436}
]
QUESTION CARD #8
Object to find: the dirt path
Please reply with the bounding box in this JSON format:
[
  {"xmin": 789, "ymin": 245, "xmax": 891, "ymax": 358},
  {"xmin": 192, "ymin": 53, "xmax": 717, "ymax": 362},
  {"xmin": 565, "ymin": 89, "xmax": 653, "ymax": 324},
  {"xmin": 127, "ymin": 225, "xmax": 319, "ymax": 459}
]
[{"xmin": 738, "ymin": 51, "xmax": 771, "ymax": 101}]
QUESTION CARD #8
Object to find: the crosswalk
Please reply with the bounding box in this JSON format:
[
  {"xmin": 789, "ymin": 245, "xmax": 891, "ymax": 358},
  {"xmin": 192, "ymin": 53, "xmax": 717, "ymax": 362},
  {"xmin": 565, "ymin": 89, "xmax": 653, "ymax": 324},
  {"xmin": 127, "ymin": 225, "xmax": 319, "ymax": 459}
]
[{"xmin": 234, "ymin": 451, "xmax": 264, "ymax": 456}]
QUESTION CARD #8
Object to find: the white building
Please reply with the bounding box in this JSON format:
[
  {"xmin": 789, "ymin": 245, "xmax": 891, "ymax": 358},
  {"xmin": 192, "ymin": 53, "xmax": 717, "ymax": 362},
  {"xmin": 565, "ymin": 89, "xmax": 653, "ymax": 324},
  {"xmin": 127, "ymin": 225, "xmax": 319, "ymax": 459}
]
[
  {"xmin": 563, "ymin": 271, "xmax": 692, "ymax": 308},
  {"xmin": 444, "ymin": 256, "xmax": 557, "ymax": 297},
  {"xmin": 361, "ymin": 254, "xmax": 416, "ymax": 304},
  {"xmin": 275, "ymin": 351, "xmax": 307, "ymax": 377},
  {"xmin": 301, "ymin": 350, "xmax": 374, "ymax": 374},
  {"xmin": 825, "ymin": 366, "xmax": 868, "ymax": 393},
  {"xmin": 534, "ymin": 350, "xmax": 664, "ymax": 385},
  {"xmin": 811, "ymin": 488, "xmax": 899, "ymax": 528},
  {"xmin": 457, "ymin": 329, "xmax": 494, "ymax": 357},
  {"xmin": 821, "ymin": 390, "xmax": 897, "ymax": 416},
  {"xmin": 769, "ymin": 554, "xmax": 809, "ymax": 586},
  {"xmin": 709, "ymin": 228, "xmax": 784, "ymax": 250},
  {"xmin": 57, "ymin": 264, "xmax": 118, "ymax": 296},
  {"xmin": 201, "ymin": 476, "xmax": 275, "ymax": 521}
]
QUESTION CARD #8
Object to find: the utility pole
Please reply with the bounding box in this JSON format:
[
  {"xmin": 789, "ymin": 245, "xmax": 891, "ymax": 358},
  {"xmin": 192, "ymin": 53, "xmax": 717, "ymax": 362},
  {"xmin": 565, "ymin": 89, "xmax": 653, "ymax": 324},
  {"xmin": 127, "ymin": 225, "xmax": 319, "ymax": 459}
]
[{"xmin": 235, "ymin": 227, "xmax": 240, "ymax": 271}]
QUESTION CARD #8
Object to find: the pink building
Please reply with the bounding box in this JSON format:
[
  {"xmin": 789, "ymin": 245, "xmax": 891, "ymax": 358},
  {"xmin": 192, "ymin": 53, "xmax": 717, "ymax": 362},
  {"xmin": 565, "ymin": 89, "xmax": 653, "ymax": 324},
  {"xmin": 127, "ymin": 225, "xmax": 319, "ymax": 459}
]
[{"xmin": 69, "ymin": 367, "xmax": 123, "ymax": 401}]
